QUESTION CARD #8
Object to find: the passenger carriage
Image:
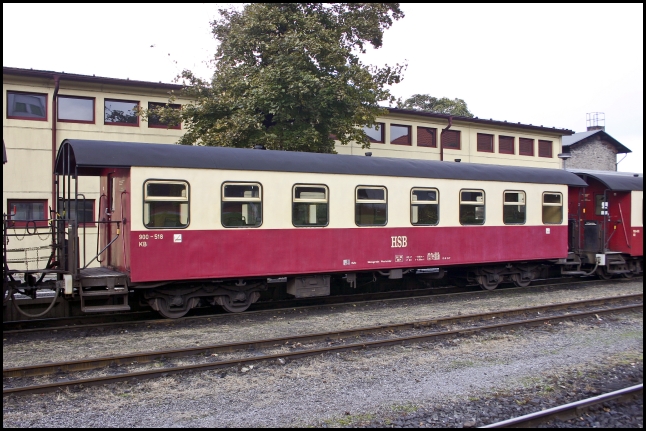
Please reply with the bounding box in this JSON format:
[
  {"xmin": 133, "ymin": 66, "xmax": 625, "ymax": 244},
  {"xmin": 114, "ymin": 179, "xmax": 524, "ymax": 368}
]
[{"xmin": 47, "ymin": 139, "xmax": 592, "ymax": 317}]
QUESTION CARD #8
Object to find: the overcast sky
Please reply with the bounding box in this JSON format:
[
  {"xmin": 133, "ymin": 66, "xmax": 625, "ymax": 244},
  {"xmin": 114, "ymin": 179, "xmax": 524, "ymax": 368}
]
[{"xmin": 3, "ymin": 3, "xmax": 643, "ymax": 172}]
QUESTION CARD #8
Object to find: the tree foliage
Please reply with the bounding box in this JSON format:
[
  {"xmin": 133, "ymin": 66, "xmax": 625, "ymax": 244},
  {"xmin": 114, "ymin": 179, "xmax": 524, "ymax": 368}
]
[
  {"xmin": 397, "ymin": 94, "xmax": 475, "ymax": 118},
  {"xmin": 149, "ymin": 3, "xmax": 405, "ymax": 152}
]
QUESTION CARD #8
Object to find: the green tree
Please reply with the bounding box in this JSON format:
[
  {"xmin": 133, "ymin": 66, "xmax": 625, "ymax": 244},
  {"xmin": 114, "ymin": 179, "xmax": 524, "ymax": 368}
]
[
  {"xmin": 397, "ymin": 94, "xmax": 475, "ymax": 118},
  {"xmin": 151, "ymin": 3, "xmax": 405, "ymax": 152}
]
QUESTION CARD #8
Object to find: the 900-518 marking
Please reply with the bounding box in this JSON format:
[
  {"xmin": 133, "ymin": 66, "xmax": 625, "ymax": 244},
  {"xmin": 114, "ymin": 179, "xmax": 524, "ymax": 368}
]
[{"xmin": 139, "ymin": 233, "xmax": 164, "ymax": 247}]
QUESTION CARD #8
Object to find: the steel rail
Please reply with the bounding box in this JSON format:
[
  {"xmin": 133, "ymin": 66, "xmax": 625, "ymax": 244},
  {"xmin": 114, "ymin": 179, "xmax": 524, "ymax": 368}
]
[
  {"xmin": 4, "ymin": 276, "xmax": 640, "ymax": 334},
  {"xmin": 481, "ymin": 384, "xmax": 643, "ymax": 428},
  {"xmin": 3, "ymin": 299, "xmax": 642, "ymax": 396},
  {"xmin": 4, "ymin": 293, "xmax": 641, "ymax": 379}
]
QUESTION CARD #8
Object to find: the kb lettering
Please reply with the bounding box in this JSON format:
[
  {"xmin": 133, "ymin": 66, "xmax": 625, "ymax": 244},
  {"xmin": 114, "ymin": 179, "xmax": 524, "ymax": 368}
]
[{"xmin": 391, "ymin": 236, "xmax": 408, "ymax": 248}]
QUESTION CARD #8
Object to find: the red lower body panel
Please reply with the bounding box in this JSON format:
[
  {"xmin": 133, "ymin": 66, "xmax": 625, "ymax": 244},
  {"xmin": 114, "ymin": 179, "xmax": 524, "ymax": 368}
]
[{"xmin": 128, "ymin": 225, "xmax": 568, "ymax": 283}]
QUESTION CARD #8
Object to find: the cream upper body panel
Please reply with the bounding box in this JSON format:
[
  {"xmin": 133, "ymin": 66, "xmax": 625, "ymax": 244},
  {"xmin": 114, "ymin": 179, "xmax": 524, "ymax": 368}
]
[
  {"xmin": 631, "ymin": 191, "xmax": 643, "ymax": 228},
  {"xmin": 130, "ymin": 166, "xmax": 568, "ymax": 231}
]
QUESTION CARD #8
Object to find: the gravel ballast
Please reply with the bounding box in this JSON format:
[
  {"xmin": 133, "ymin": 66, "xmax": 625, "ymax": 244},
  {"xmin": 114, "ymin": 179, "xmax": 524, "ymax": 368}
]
[{"xmin": 3, "ymin": 280, "xmax": 643, "ymax": 427}]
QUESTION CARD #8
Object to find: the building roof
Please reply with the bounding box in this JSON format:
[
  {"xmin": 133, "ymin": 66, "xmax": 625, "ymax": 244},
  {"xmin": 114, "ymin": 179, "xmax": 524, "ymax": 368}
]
[
  {"xmin": 386, "ymin": 107, "xmax": 574, "ymax": 136},
  {"xmin": 56, "ymin": 139, "xmax": 588, "ymax": 187},
  {"xmin": 568, "ymin": 168, "xmax": 643, "ymax": 191},
  {"xmin": 562, "ymin": 129, "xmax": 631, "ymax": 153},
  {"xmin": 3, "ymin": 67, "xmax": 183, "ymax": 91}
]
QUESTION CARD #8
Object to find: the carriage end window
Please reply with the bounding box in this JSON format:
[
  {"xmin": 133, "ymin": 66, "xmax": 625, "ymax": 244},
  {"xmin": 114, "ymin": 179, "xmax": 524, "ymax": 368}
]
[
  {"xmin": 411, "ymin": 188, "xmax": 439, "ymax": 226},
  {"xmin": 355, "ymin": 186, "xmax": 387, "ymax": 226},
  {"xmin": 459, "ymin": 190, "xmax": 485, "ymax": 225},
  {"xmin": 144, "ymin": 181, "xmax": 189, "ymax": 228},
  {"xmin": 293, "ymin": 185, "xmax": 328, "ymax": 227},
  {"xmin": 542, "ymin": 192, "xmax": 563, "ymax": 224},
  {"xmin": 503, "ymin": 191, "xmax": 526, "ymax": 224},
  {"xmin": 58, "ymin": 198, "xmax": 95, "ymax": 225},
  {"xmin": 222, "ymin": 183, "xmax": 262, "ymax": 227}
]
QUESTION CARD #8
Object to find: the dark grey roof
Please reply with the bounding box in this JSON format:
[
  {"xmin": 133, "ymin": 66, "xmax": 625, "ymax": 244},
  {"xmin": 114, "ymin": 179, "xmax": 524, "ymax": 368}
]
[
  {"xmin": 562, "ymin": 130, "xmax": 631, "ymax": 153},
  {"xmin": 387, "ymin": 108, "xmax": 574, "ymax": 135},
  {"xmin": 568, "ymin": 169, "xmax": 643, "ymax": 191},
  {"xmin": 56, "ymin": 139, "xmax": 588, "ymax": 187}
]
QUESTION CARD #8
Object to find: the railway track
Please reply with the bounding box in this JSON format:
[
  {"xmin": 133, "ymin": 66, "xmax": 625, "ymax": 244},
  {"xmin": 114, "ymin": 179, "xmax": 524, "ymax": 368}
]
[
  {"xmin": 4, "ymin": 276, "xmax": 639, "ymax": 334},
  {"xmin": 483, "ymin": 384, "xmax": 643, "ymax": 428},
  {"xmin": 4, "ymin": 293, "xmax": 642, "ymax": 396}
]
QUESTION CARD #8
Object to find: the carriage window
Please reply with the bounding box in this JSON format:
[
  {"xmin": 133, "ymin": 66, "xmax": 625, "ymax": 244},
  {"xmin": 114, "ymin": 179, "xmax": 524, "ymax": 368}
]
[
  {"xmin": 144, "ymin": 181, "xmax": 189, "ymax": 228},
  {"xmin": 355, "ymin": 186, "xmax": 387, "ymax": 226},
  {"xmin": 503, "ymin": 191, "xmax": 526, "ymax": 224},
  {"xmin": 222, "ymin": 183, "xmax": 262, "ymax": 227},
  {"xmin": 411, "ymin": 188, "xmax": 439, "ymax": 225},
  {"xmin": 293, "ymin": 185, "xmax": 328, "ymax": 227},
  {"xmin": 542, "ymin": 192, "xmax": 563, "ymax": 224},
  {"xmin": 58, "ymin": 198, "xmax": 95, "ymax": 225},
  {"xmin": 460, "ymin": 190, "xmax": 485, "ymax": 225},
  {"xmin": 595, "ymin": 194, "xmax": 608, "ymax": 216}
]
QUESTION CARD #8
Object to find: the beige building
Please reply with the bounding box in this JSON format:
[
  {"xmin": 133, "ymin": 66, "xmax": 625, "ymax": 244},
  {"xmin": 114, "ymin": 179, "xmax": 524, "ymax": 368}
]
[{"xmin": 3, "ymin": 66, "xmax": 573, "ymax": 269}]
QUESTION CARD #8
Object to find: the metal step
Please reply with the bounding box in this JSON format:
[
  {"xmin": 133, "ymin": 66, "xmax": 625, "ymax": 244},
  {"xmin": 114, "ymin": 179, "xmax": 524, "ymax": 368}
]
[
  {"xmin": 80, "ymin": 288, "xmax": 128, "ymax": 297},
  {"xmin": 81, "ymin": 304, "xmax": 131, "ymax": 313}
]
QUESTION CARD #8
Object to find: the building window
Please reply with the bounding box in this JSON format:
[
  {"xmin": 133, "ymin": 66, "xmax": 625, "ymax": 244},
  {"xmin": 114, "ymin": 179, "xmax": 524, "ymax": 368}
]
[
  {"xmin": 542, "ymin": 192, "xmax": 563, "ymax": 224},
  {"xmin": 144, "ymin": 180, "xmax": 189, "ymax": 228},
  {"xmin": 104, "ymin": 99, "xmax": 139, "ymax": 126},
  {"xmin": 417, "ymin": 127, "xmax": 437, "ymax": 147},
  {"xmin": 441, "ymin": 130, "xmax": 460, "ymax": 149},
  {"xmin": 503, "ymin": 191, "xmax": 526, "ymax": 224},
  {"xmin": 519, "ymin": 138, "xmax": 534, "ymax": 156},
  {"xmin": 390, "ymin": 124, "xmax": 411, "ymax": 145},
  {"xmin": 148, "ymin": 102, "xmax": 181, "ymax": 129},
  {"xmin": 477, "ymin": 133, "xmax": 494, "ymax": 153},
  {"xmin": 498, "ymin": 136, "xmax": 515, "ymax": 154},
  {"xmin": 58, "ymin": 96, "xmax": 95, "ymax": 123},
  {"xmin": 363, "ymin": 123, "xmax": 384, "ymax": 144},
  {"xmin": 459, "ymin": 190, "xmax": 485, "ymax": 225},
  {"xmin": 7, "ymin": 199, "xmax": 48, "ymax": 226},
  {"xmin": 58, "ymin": 198, "xmax": 95, "ymax": 225},
  {"xmin": 221, "ymin": 182, "xmax": 262, "ymax": 227},
  {"xmin": 293, "ymin": 185, "xmax": 328, "ymax": 227},
  {"xmin": 538, "ymin": 140, "xmax": 553, "ymax": 158},
  {"xmin": 411, "ymin": 188, "xmax": 439, "ymax": 226},
  {"xmin": 355, "ymin": 186, "xmax": 387, "ymax": 226},
  {"xmin": 7, "ymin": 91, "xmax": 47, "ymax": 121}
]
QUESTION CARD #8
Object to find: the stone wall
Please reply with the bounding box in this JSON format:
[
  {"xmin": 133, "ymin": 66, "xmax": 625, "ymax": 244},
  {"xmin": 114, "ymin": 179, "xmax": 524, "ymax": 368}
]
[{"xmin": 566, "ymin": 137, "xmax": 618, "ymax": 171}]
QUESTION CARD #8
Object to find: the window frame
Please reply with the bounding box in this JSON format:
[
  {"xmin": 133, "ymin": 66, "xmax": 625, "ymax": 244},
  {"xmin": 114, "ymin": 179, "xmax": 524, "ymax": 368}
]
[
  {"xmin": 441, "ymin": 129, "xmax": 461, "ymax": 150},
  {"xmin": 355, "ymin": 185, "xmax": 388, "ymax": 227},
  {"xmin": 477, "ymin": 133, "xmax": 494, "ymax": 153},
  {"xmin": 502, "ymin": 190, "xmax": 526, "ymax": 225},
  {"xmin": 459, "ymin": 189, "xmax": 486, "ymax": 226},
  {"xmin": 542, "ymin": 192, "xmax": 563, "ymax": 224},
  {"xmin": 416, "ymin": 126, "xmax": 437, "ymax": 148},
  {"xmin": 538, "ymin": 140, "xmax": 553, "ymax": 158},
  {"xmin": 498, "ymin": 135, "xmax": 515, "ymax": 154},
  {"xmin": 519, "ymin": 137, "xmax": 535, "ymax": 156},
  {"xmin": 363, "ymin": 123, "xmax": 385, "ymax": 144},
  {"xmin": 410, "ymin": 187, "xmax": 440, "ymax": 226},
  {"xmin": 57, "ymin": 95, "xmax": 96, "ymax": 124},
  {"xmin": 221, "ymin": 181, "xmax": 263, "ymax": 228},
  {"xmin": 6, "ymin": 199, "xmax": 49, "ymax": 227},
  {"xmin": 142, "ymin": 179, "xmax": 190, "ymax": 229},
  {"xmin": 6, "ymin": 91, "xmax": 48, "ymax": 121},
  {"xmin": 390, "ymin": 124, "xmax": 412, "ymax": 146},
  {"xmin": 57, "ymin": 198, "xmax": 96, "ymax": 227},
  {"xmin": 292, "ymin": 184, "xmax": 329, "ymax": 227},
  {"xmin": 147, "ymin": 102, "xmax": 182, "ymax": 130},
  {"xmin": 104, "ymin": 98, "xmax": 140, "ymax": 127}
]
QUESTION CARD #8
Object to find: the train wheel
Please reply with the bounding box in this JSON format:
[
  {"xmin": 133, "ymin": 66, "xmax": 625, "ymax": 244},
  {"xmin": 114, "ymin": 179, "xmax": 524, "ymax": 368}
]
[
  {"xmin": 219, "ymin": 297, "xmax": 251, "ymax": 313},
  {"xmin": 477, "ymin": 275, "xmax": 499, "ymax": 291},
  {"xmin": 148, "ymin": 297, "xmax": 198, "ymax": 319},
  {"xmin": 595, "ymin": 267, "xmax": 613, "ymax": 280},
  {"xmin": 511, "ymin": 273, "xmax": 532, "ymax": 288},
  {"xmin": 214, "ymin": 291, "xmax": 260, "ymax": 313}
]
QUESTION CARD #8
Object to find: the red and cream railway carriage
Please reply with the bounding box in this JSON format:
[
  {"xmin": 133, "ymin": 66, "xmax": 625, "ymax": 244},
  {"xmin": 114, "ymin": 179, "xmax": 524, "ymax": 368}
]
[
  {"xmin": 47, "ymin": 139, "xmax": 595, "ymax": 318},
  {"xmin": 566, "ymin": 169, "xmax": 643, "ymax": 277}
]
